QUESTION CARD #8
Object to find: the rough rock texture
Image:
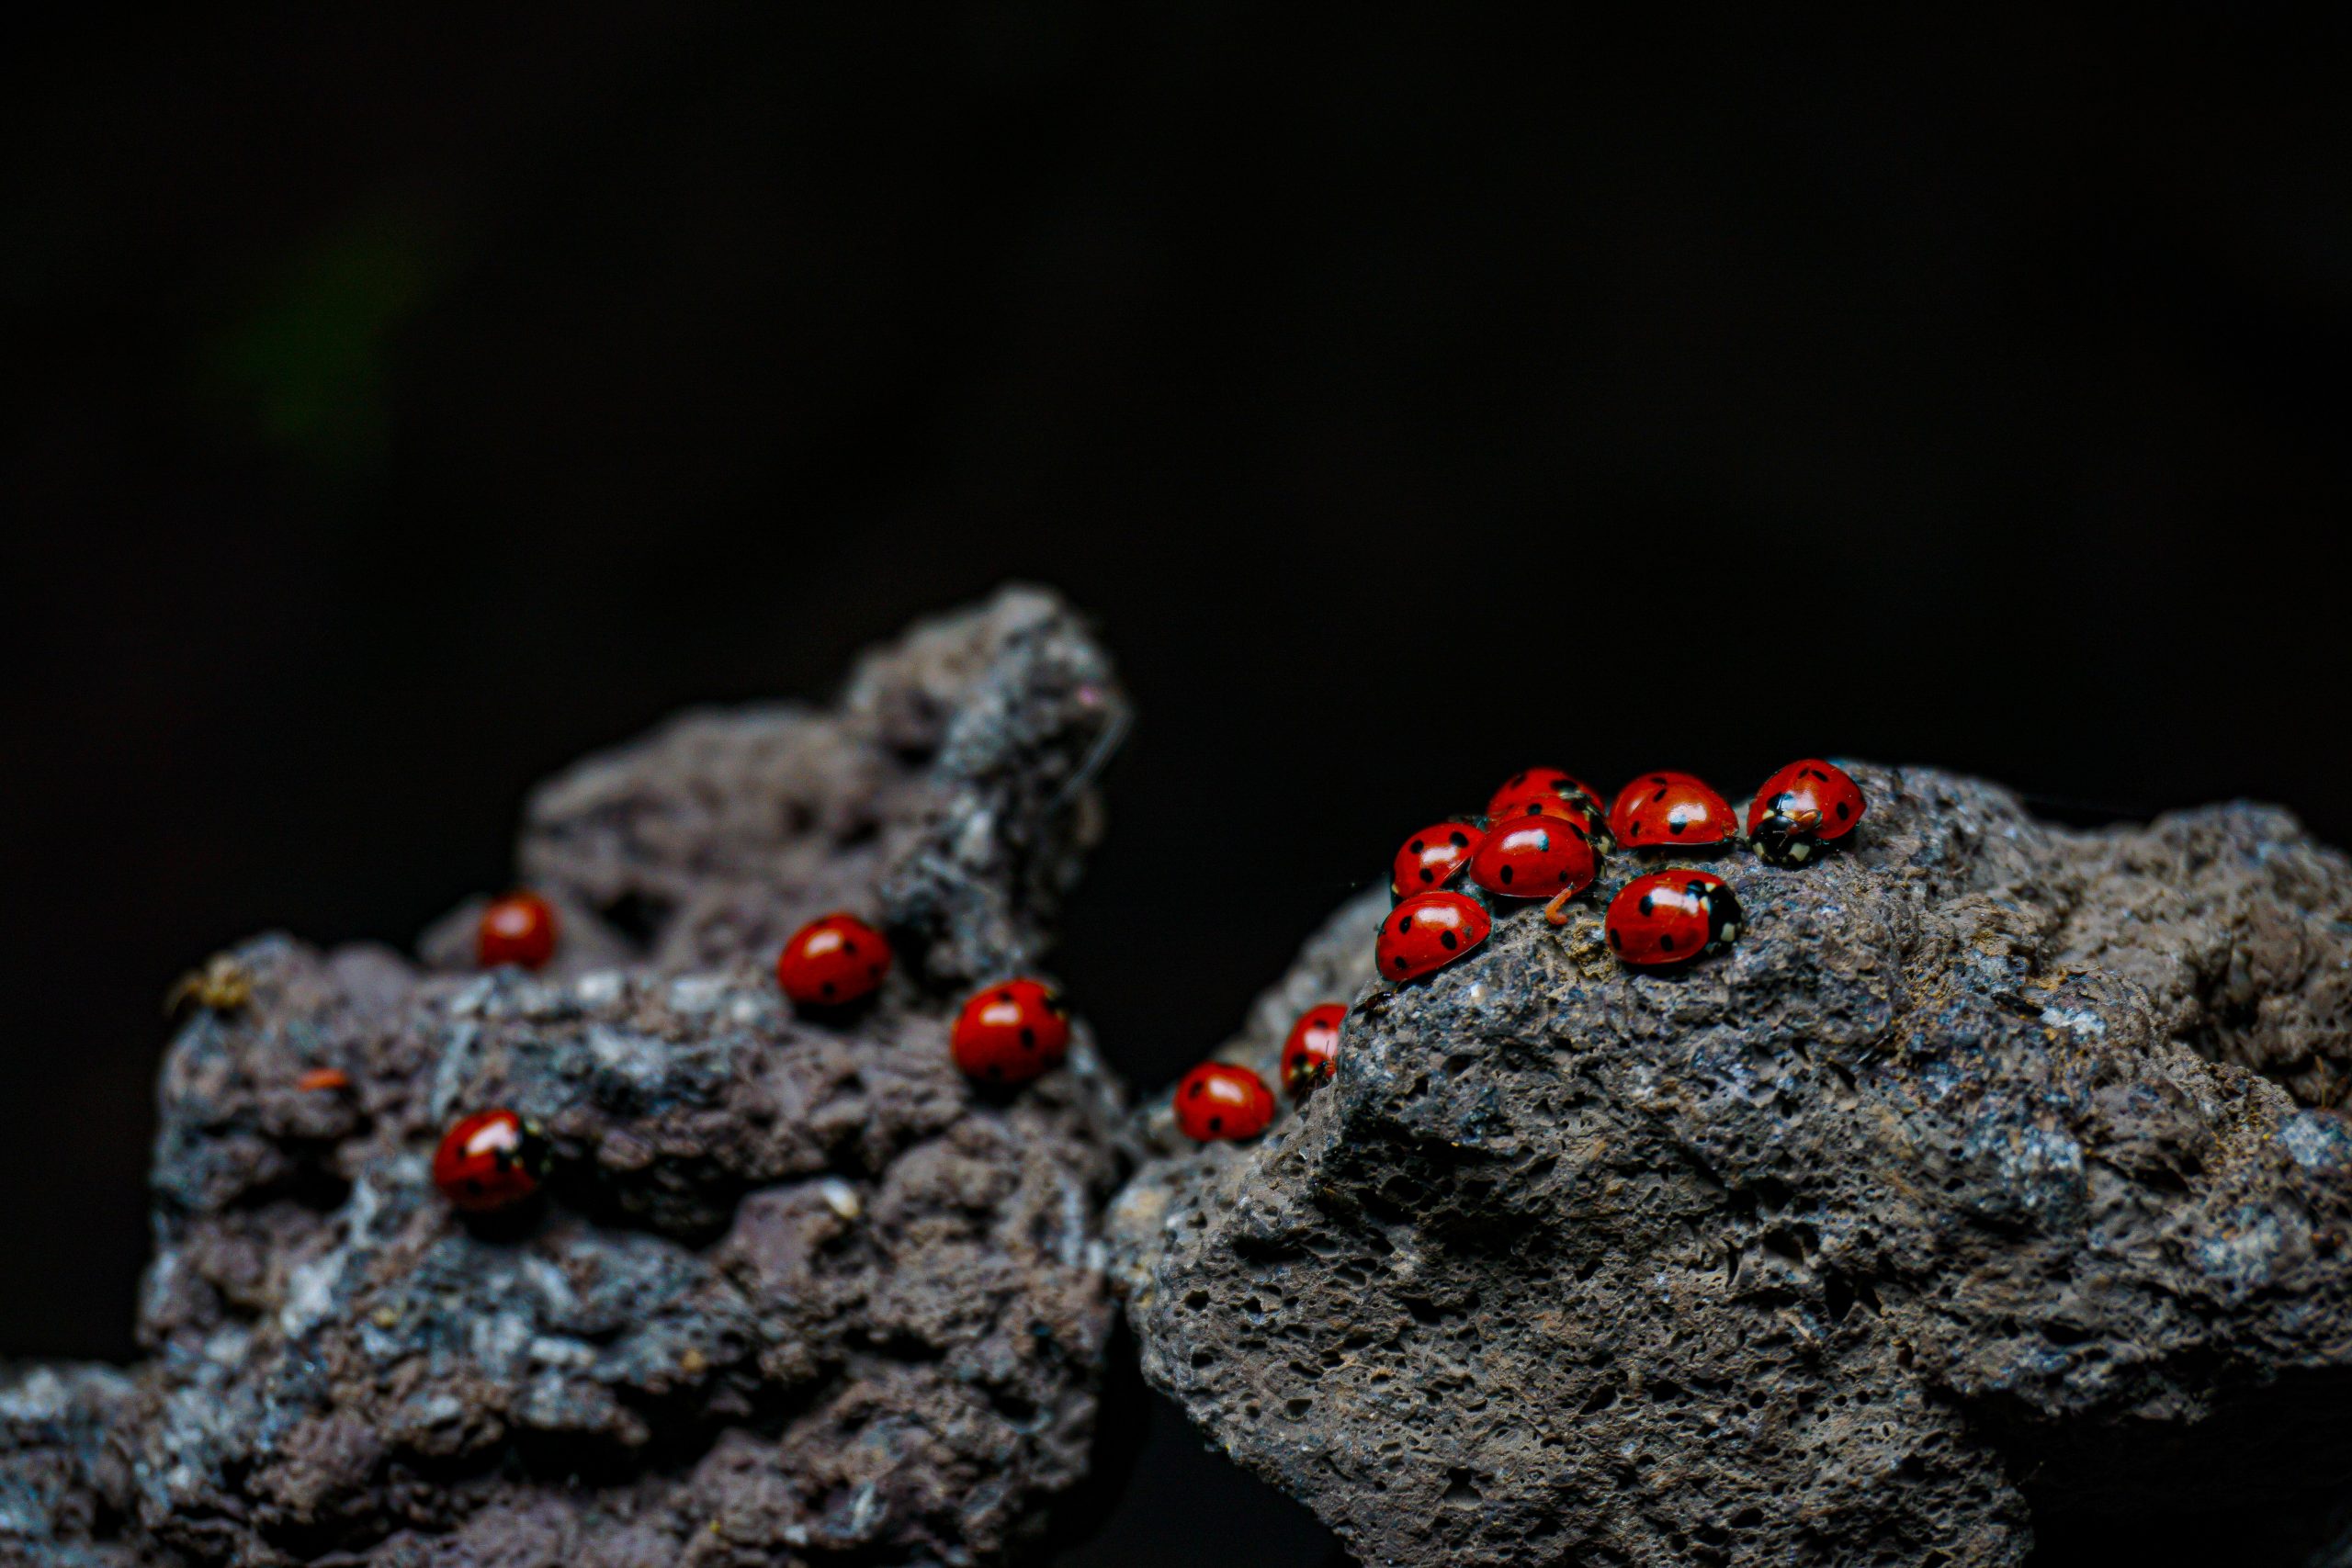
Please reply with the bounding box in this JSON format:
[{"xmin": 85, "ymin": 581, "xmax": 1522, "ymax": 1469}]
[
  {"xmin": 1114, "ymin": 765, "xmax": 2352, "ymax": 1568},
  {"xmin": 2, "ymin": 586, "xmax": 1131, "ymax": 1568},
  {"xmin": 418, "ymin": 583, "xmax": 1124, "ymax": 990},
  {"xmin": 0, "ymin": 1362, "xmax": 145, "ymax": 1564}
]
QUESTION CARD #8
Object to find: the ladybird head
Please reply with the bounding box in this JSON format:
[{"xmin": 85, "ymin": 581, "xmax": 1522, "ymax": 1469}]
[
  {"xmin": 1747, "ymin": 760, "xmax": 1865, "ymax": 866},
  {"xmin": 1693, "ymin": 877, "xmax": 1744, "ymax": 949}
]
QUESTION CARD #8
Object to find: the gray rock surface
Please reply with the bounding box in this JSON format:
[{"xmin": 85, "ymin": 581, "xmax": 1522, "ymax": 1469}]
[
  {"xmin": 1113, "ymin": 765, "xmax": 2352, "ymax": 1568},
  {"xmin": 421, "ymin": 582, "xmax": 1124, "ymax": 990},
  {"xmin": 3, "ymin": 586, "xmax": 1131, "ymax": 1568},
  {"xmin": 0, "ymin": 1361, "xmax": 146, "ymax": 1565}
]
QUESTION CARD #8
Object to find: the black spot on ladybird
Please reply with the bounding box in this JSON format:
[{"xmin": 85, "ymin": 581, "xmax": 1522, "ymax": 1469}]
[
  {"xmin": 1498, "ymin": 864, "xmax": 1514, "ymax": 885},
  {"xmin": 1659, "ymin": 932, "xmax": 1677, "ymax": 952},
  {"xmin": 1190, "ymin": 1080, "xmax": 1204, "ymax": 1098},
  {"xmin": 1394, "ymin": 956, "xmax": 1409, "ymax": 973},
  {"xmin": 999, "ymin": 989, "xmax": 1015, "ymax": 1003},
  {"xmin": 1668, "ymin": 818, "xmax": 1687, "ymax": 835},
  {"xmin": 1411, "ymin": 839, "xmax": 1425, "ymax": 853},
  {"xmin": 820, "ymin": 979, "xmax": 837, "ymax": 998},
  {"xmin": 1652, "ymin": 786, "xmax": 1668, "ymax": 803},
  {"xmin": 1207, "ymin": 1115, "xmax": 1224, "ymax": 1133},
  {"xmin": 1440, "ymin": 931, "xmax": 1457, "ymax": 950},
  {"xmin": 1608, "ymin": 928, "xmax": 1622, "ymax": 949},
  {"xmin": 1639, "ymin": 894, "xmax": 1654, "ymax": 915},
  {"xmin": 842, "ymin": 938, "xmax": 857, "ymax": 954},
  {"xmin": 1419, "ymin": 868, "xmax": 1434, "ymax": 884},
  {"xmin": 1397, "ymin": 915, "xmax": 1411, "ymax": 931},
  {"xmin": 1836, "ymin": 801, "xmax": 1851, "ymax": 819},
  {"xmin": 1020, "ymin": 1027, "xmax": 1036, "ymax": 1049},
  {"xmin": 1450, "ymin": 830, "xmax": 1468, "ymax": 848}
]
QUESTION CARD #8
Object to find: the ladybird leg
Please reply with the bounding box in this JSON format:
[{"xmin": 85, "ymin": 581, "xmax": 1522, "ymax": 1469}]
[{"xmin": 1544, "ymin": 888, "xmax": 1577, "ymax": 926}]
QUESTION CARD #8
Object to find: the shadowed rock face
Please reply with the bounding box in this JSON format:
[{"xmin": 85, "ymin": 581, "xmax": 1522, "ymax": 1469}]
[
  {"xmin": 0, "ymin": 1361, "xmax": 146, "ymax": 1565},
  {"xmin": 2, "ymin": 586, "xmax": 1131, "ymax": 1568},
  {"xmin": 421, "ymin": 582, "xmax": 1124, "ymax": 990},
  {"xmin": 1113, "ymin": 766, "xmax": 2352, "ymax": 1568}
]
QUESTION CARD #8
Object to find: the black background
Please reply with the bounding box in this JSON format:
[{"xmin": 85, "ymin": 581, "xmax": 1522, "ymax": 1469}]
[{"xmin": 6, "ymin": 10, "xmax": 2351, "ymax": 1564}]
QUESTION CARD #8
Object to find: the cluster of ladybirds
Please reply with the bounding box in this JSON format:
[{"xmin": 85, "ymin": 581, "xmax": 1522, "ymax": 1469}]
[
  {"xmin": 1166, "ymin": 760, "xmax": 1868, "ymax": 1145},
  {"xmin": 424, "ymin": 758, "xmax": 1866, "ymax": 1207},
  {"xmin": 428, "ymin": 897, "xmax": 1074, "ymax": 1214}
]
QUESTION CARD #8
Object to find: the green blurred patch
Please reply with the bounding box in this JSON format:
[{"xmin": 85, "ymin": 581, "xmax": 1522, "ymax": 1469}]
[{"xmin": 200, "ymin": 201, "xmax": 453, "ymax": 473}]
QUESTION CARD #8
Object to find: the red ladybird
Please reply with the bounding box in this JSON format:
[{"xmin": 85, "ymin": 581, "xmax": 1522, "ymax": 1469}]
[
  {"xmin": 950, "ymin": 977, "xmax": 1072, "ymax": 1086},
  {"xmin": 1610, "ymin": 772, "xmax": 1737, "ymax": 850},
  {"xmin": 433, "ymin": 1108, "xmax": 551, "ymax": 1213},
  {"xmin": 775, "ymin": 912, "xmax": 892, "ymax": 1007},
  {"xmin": 1487, "ymin": 768, "xmax": 1607, "ymax": 838},
  {"xmin": 1468, "ymin": 813, "xmax": 1598, "ymax": 925},
  {"xmin": 1392, "ymin": 822, "xmax": 1485, "ymax": 896},
  {"xmin": 1489, "ymin": 795, "xmax": 1587, "ymax": 828},
  {"xmin": 1604, "ymin": 870, "xmax": 1744, "ymax": 967},
  {"xmin": 1174, "ymin": 1062, "xmax": 1277, "ymax": 1141},
  {"xmin": 1280, "ymin": 1002, "xmax": 1346, "ymax": 1099},
  {"xmin": 1377, "ymin": 890, "xmax": 1492, "ymax": 982},
  {"xmin": 477, "ymin": 892, "xmax": 558, "ymax": 970},
  {"xmin": 1747, "ymin": 760, "xmax": 1868, "ymax": 866},
  {"xmin": 1487, "ymin": 767, "xmax": 1604, "ymax": 819}
]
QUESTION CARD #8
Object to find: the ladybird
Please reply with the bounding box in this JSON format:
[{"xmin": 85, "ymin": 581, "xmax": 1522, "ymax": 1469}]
[
  {"xmin": 1392, "ymin": 823, "xmax": 1485, "ymax": 896},
  {"xmin": 1468, "ymin": 812, "xmax": 1598, "ymax": 925},
  {"xmin": 1605, "ymin": 871, "xmax": 1742, "ymax": 967},
  {"xmin": 1175, "ymin": 1062, "xmax": 1277, "ymax": 1141},
  {"xmin": 477, "ymin": 892, "xmax": 559, "ymax": 970},
  {"xmin": 1487, "ymin": 767, "xmax": 1603, "ymax": 819},
  {"xmin": 950, "ymin": 977, "xmax": 1072, "ymax": 1086},
  {"xmin": 1747, "ymin": 760, "xmax": 1867, "ymax": 866},
  {"xmin": 1610, "ymin": 772, "xmax": 1737, "ymax": 849},
  {"xmin": 775, "ymin": 912, "xmax": 892, "ymax": 1007},
  {"xmin": 1377, "ymin": 890, "xmax": 1493, "ymax": 981},
  {"xmin": 433, "ymin": 1108, "xmax": 551, "ymax": 1213},
  {"xmin": 1487, "ymin": 768, "xmax": 1607, "ymax": 837},
  {"xmin": 1280, "ymin": 1002, "xmax": 1346, "ymax": 1099},
  {"xmin": 1488, "ymin": 795, "xmax": 1591, "ymax": 829}
]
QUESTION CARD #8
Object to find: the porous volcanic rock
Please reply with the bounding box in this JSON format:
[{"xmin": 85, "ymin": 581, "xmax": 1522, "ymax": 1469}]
[
  {"xmin": 0, "ymin": 1360, "xmax": 147, "ymax": 1564},
  {"xmin": 1113, "ymin": 765, "xmax": 2352, "ymax": 1568},
  {"xmin": 420, "ymin": 582, "xmax": 1124, "ymax": 988},
  {"xmin": 5, "ymin": 587, "xmax": 1130, "ymax": 1568}
]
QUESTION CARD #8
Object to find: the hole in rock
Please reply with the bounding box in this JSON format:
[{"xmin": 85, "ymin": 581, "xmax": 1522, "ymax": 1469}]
[{"xmin": 598, "ymin": 890, "xmax": 674, "ymax": 950}]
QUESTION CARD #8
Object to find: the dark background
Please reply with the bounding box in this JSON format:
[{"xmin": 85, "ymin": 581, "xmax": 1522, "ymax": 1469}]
[{"xmin": 6, "ymin": 9, "xmax": 2351, "ymax": 1565}]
